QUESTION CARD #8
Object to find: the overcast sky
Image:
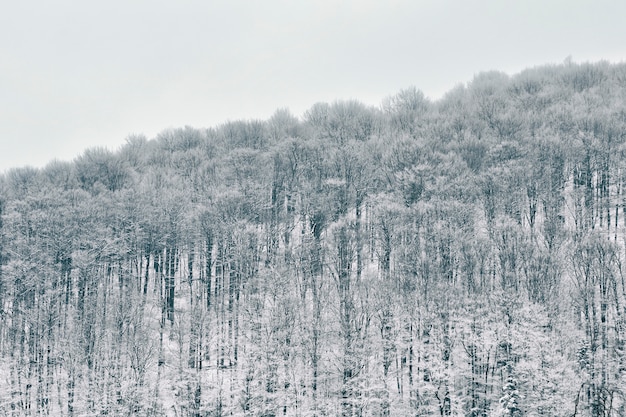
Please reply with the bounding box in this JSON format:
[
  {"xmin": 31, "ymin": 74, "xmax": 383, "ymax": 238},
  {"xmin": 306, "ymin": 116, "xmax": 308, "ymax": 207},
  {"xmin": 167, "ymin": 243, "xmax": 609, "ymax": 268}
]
[{"xmin": 1, "ymin": 0, "xmax": 625, "ymax": 171}]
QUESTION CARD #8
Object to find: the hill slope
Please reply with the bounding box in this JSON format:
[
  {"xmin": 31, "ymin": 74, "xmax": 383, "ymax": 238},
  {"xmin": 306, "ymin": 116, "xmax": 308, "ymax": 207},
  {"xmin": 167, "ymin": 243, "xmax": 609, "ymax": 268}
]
[{"xmin": 1, "ymin": 61, "xmax": 626, "ymax": 416}]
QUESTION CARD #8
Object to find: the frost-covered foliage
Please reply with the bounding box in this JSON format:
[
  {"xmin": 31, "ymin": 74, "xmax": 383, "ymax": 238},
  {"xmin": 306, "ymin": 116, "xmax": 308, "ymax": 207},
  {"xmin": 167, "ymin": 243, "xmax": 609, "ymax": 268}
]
[{"xmin": 1, "ymin": 61, "xmax": 626, "ymax": 416}]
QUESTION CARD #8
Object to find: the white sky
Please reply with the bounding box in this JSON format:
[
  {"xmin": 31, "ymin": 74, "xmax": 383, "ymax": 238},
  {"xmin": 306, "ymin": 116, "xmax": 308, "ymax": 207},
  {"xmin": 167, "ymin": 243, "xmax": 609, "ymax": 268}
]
[{"xmin": 1, "ymin": 0, "xmax": 625, "ymax": 171}]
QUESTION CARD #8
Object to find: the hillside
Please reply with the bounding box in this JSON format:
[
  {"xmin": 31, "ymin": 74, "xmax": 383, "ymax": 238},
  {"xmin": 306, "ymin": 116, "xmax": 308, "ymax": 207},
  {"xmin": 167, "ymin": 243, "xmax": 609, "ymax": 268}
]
[{"xmin": 1, "ymin": 61, "xmax": 626, "ymax": 416}]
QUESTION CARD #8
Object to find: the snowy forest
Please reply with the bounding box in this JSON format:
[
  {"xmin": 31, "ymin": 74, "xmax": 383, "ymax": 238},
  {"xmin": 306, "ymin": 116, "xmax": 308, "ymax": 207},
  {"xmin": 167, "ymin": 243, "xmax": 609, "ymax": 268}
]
[{"xmin": 1, "ymin": 61, "xmax": 626, "ymax": 416}]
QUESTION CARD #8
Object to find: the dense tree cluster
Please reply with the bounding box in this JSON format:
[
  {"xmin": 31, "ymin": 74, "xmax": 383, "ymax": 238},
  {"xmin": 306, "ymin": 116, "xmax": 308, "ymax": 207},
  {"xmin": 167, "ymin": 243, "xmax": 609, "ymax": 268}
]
[{"xmin": 2, "ymin": 60, "xmax": 626, "ymax": 416}]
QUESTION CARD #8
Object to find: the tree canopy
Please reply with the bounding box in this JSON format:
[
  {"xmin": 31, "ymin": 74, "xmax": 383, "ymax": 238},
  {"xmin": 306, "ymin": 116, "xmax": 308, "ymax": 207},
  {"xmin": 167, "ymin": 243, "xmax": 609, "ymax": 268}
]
[{"xmin": 1, "ymin": 60, "xmax": 626, "ymax": 416}]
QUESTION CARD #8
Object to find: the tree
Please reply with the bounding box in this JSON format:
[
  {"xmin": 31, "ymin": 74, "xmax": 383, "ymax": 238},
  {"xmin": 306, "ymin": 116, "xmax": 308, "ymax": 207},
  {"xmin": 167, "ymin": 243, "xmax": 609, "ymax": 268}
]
[
  {"xmin": 74, "ymin": 147, "xmax": 129, "ymax": 193},
  {"xmin": 382, "ymin": 86, "xmax": 430, "ymax": 135}
]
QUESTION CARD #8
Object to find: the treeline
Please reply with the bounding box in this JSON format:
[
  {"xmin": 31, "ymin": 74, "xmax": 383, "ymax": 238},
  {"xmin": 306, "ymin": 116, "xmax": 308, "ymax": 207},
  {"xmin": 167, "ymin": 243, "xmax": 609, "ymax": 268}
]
[{"xmin": 1, "ymin": 60, "xmax": 626, "ymax": 416}]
